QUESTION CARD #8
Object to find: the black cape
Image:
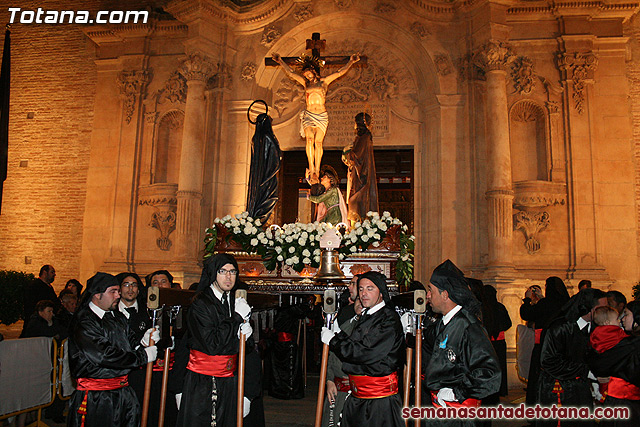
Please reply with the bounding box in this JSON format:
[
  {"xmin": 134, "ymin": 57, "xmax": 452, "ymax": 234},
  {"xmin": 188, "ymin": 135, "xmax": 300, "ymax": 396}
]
[
  {"xmin": 329, "ymin": 304, "xmax": 405, "ymax": 427},
  {"xmin": 67, "ymin": 304, "xmax": 149, "ymax": 427},
  {"xmin": 176, "ymin": 286, "xmax": 243, "ymax": 427}
]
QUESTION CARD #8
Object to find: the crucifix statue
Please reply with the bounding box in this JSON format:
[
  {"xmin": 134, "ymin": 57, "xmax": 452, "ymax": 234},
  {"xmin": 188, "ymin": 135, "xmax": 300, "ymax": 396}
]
[{"xmin": 266, "ymin": 33, "xmax": 366, "ymax": 184}]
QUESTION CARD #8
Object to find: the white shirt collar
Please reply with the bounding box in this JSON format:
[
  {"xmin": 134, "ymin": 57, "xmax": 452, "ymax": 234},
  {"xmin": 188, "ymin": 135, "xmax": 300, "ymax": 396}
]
[
  {"xmin": 442, "ymin": 305, "xmax": 462, "ymax": 325},
  {"xmin": 210, "ymin": 284, "xmax": 227, "ymax": 302},
  {"xmin": 89, "ymin": 301, "xmax": 107, "ymax": 319},
  {"xmin": 577, "ymin": 317, "xmax": 590, "ymax": 331},
  {"xmin": 366, "ymin": 300, "xmax": 386, "ymax": 315},
  {"xmin": 118, "ymin": 300, "xmax": 138, "ymax": 318}
]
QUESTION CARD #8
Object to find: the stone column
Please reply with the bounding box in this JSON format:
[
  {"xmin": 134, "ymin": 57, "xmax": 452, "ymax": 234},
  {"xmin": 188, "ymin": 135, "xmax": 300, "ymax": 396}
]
[
  {"xmin": 172, "ymin": 53, "xmax": 215, "ymax": 277},
  {"xmin": 474, "ymin": 40, "xmax": 516, "ymax": 276}
]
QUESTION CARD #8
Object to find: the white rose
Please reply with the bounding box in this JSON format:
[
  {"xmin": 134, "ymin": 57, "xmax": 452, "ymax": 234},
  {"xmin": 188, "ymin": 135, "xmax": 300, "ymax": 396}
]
[
  {"xmin": 277, "ymin": 255, "xmax": 284, "ymax": 261},
  {"xmin": 289, "ymin": 247, "xmax": 295, "ymax": 253},
  {"xmin": 302, "ymin": 231, "xmax": 308, "ymax": 239},
  {"xmin": 255, "ymin": 219, "xmax": 262, "ymax": 226},
  {"xmin": 314, "ymin": 248, "xmax": 321, "ymax": 255},
  {"xmin": 250, "ymin": 238, "xmax": 258, "ymax": 246},
  {"xmin": 286, "ymin": 236, "xmax": 293, "ymax": 243},
  {"xmin": 302, "ymin": 249, "xmax": 311, "ymax": 257},
  {"xmin": 291, "ymin": 256, "xmax": 299, "ymax": 264},
  {"xmin": 367, "ymin": 229, "xmax": 375, "ymax": 237},
  {"xmin": 309, "ymin": 235, "xmax": 315, "ymax": 241},
  {"xmin": 233, "ymin": 227, "xmax": 241, "ymax": 234},
  {"xmin": 275, "ymin": 247, "xmax": 282, "ymax": 254},
  {"xmin": 298, "ymin": 237, "xmax": 306, "ymax": 246},
  {"xmin": 366, "ymin": 211, "xmax": 374, "ymax": 217},
  {"xmin": 374, "ymin": 234, "xmax": 380, "ymax": 240},
  {"xmin": 285, "ymin": 258, "xmax": 293, "ymax": 265},
  {"xmin": 362, "ymin": 235, "xmax": 369, "ymax": 242},
  {"xmin": 383, "ymin": 211, "xmax": 391, "ymax": 218},
  {"xmin": 303, "ymin": 257, "xmax": 311, "ymax": 265},
  {"xmin": 314, "ymin": 255, "xmax": 321, "ymax": 263},
  {"xmin": 213, "ymin": 218, "xmax": 220, "ymax": 224},
  {"xmin": 222, "ymin": 215, "xmax": 232, "ymax": 222},
  {"xmin": 241, "ymin": 212, "xmax": 249, "ymax": 218},
  {"xmin": 350, "ymin": 246, "xmax": 357, "ymax": 252},
  {"xmin": 355, "ymin": 227, "xmax": 363, "ymax": 235},
  {"xmin": 350, "ymin": 235, "xmax": 357, "ymax": 243},
  {"xmin": 230, "ymin": 219, "xmax": 239, "ymax": 227},
  {"xmin": 410, "ymin": 235, "xmax": 416, "ymax": 241},
  {"xmin": 380, "ymin": 223, "xmax": 388, "ymax": 231},
  {"xmin": 338, "ymin": 253, "xmax": 344, "ymax": 260},
  {"xmin": 372, "ymin": 241, "xmax": 380, "ymax": 247}
]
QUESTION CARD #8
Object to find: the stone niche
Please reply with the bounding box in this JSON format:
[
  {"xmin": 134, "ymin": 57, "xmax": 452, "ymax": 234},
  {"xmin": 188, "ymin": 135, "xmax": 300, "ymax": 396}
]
[{"xmin": 509, "ymin": 100, "xmax": 549, "ymax": 182}]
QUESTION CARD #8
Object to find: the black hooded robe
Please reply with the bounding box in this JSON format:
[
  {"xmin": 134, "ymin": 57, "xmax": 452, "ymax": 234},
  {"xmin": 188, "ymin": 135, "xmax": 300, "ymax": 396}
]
[
  {"xmin": 176, "ymin": 286, "xmax": 243, "ymax": 427},
  {"xmin": 423, "ymin": 308, "xmax": 501, "ymax": 427},
  {"xmin": 67, "ymin": 305, "xmax": 149, "ymax": 427},
  {"xmin": 329, "ymin": 304, "xmax": 405, "ymax": 427}
]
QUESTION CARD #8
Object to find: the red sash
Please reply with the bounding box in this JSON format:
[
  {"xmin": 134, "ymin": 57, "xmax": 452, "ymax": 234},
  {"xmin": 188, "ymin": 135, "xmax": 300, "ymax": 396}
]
[
  {"xmin": 534, "ymin": 328, "xmax": 542, "ymax": 344},
  {"xmin": 348, "ymin": 372, "xmax": 398, "ymax": 399},
  {"xmin": 431, "ymin": 391, "xmax": 481, "ymax": 408},
  {"xmin": 187, "ymin": 350, "xmax": 237, "ymax": 377},
  {"xmin": 491, "ymin": 331, "xmax": 505, "ymax": 341},
  {"xmin": 152, "ymin": 351, "xmax": 175, "ymax": 372},
  {"xmin": 76, "ymin": 375, "xmax": 129, "ymax": 391},
  {"xmin": 607, "ymin": 377, "xmax": 640, "ymax": 400},
  {"xmin": 334, "ymin": 377, "xmax": 351, "ymax": 393},
  {"xmin": 277, "ymin": 332, "xmax": 294, "ymax": 342}
]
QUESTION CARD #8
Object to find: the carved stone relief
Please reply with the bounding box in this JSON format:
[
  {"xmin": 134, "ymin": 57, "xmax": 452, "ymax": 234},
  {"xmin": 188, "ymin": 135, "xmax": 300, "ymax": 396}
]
[
  {"xmin": 434, "ymin": 54, "xmax": 453, "ymax": 76},
  {"xmin": 514, "ymin": 210, "xmax": 550, "ymax": 254},
  {"xmin": 157, "ymin": 71, "xmax": 187, "ymax": 104},
  {"xmin": 375, "ymin": 3, "xmax": 397, "ymax": 13},
  {"xmin": 260, "ymin": 25, "xmax": 281, "ymax": 48},
  {"xmin": 334, "ymin": 0, "xmax": 352, "ymax": 9},
  {"xmin": 410, "ymin": 22, "xmax": 430, "ymax": 39},
  {"xmin": 149, "ymin": 210, "xmax": 177, "ymax": 251},
  {"xmin": 293, "ymin": 4, "xmax": 314, "ymax": 23},
  {"xmin": 241, "ymin": 62, "xmax": 257, "ymax": 81},
  {"xmin": 511, "ymin": 56, "xmax": 535, "ymax": 95},
  {"xmin": 179, "ymin": 53, "xmax": 215, "ymax": 82},
  {"xmin": 117, "ymin": 70, "xmax": 152, "ymax": 124},
  {"xmin": 556, "ymin": 52, "xmax": 598, "ymax": 114},
  {"xmin": 473, "ymin": 40, "xmax": 515, "ymax": 74}
]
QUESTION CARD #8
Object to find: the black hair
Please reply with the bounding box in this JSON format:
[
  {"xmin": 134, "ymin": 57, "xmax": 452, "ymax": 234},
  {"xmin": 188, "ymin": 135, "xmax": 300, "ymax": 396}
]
[
  {"xmin": 39, "ymin": 265, "xmax": 53, "ymax": 276},
  {"xmin": 606, "ymin": 290, "xmax": 627, "ymax": 308}
]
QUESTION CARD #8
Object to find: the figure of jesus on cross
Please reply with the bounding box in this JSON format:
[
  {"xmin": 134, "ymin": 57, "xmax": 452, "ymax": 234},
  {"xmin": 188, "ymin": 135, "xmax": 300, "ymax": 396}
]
[{"xmin": 269, "ymin": 33, "xmax": 362, "ymax": 184}]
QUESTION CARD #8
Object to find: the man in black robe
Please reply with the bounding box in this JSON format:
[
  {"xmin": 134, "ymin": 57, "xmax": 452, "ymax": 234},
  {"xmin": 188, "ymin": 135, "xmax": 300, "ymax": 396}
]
[
  {"xmin": 423, "ymin": 260, "xmax": 500, "ymax": 426},
  {"xmin": 537, "ymin": 288, "xmax": 607, "ymax": 427},
  {"xmin": 322, "ymin": 271, "xmax": 405, "ymax": 427},
  {"xmin": 67, "ymin": 272, "xmax": 159, "ymax": 427},
  {"xmin": 176, "ymin": 253, "xmax": 252, "ymax": 427}
]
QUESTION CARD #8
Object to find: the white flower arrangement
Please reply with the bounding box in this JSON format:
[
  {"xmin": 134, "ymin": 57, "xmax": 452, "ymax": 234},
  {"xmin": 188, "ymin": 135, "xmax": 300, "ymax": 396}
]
[{"xmin": 204, "ymin": 211, "xmax": 414, "ymax": 284}]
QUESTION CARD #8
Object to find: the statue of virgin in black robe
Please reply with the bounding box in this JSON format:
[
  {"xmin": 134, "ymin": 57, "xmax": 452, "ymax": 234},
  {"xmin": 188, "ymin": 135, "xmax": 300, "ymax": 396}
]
[{"xmin": 246, "ymin": 110, "xmax": 281, "ymax": 224}]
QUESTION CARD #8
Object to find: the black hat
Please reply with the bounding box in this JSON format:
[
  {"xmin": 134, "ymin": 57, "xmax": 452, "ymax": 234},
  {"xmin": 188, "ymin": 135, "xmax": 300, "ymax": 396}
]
[
  {"xmin": 358, "ymin": 271, "xmax": 391, "ymax": 304},
  {"xmin": 86, "ymin": 272, "xmax": 119, "ymax": 296},
  {"xmin": 430, "ymin": 260, "xmax": 480, "ymax": 315},
  {"xmin": 198, "ymin": 253, "xmax": 239, "ymax": 292}
]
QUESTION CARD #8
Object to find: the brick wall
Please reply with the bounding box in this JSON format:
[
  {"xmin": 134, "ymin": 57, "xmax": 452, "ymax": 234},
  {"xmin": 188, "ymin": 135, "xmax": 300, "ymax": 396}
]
[{"xmin": 626, "ymin": 14, "xmax": 640, "ymax": 275}]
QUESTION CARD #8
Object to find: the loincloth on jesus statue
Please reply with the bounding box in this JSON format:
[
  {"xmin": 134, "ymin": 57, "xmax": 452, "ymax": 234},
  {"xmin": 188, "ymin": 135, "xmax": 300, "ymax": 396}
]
[{"xmin": 300, "ymin": 110, "xmax": 329, "ymax": 137}]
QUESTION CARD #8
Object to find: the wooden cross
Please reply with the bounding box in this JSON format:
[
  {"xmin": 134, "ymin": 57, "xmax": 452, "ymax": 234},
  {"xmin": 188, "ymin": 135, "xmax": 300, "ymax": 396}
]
[{"xmin": 264, "ymin": 32, "xmax": 367, "ymax": 68}]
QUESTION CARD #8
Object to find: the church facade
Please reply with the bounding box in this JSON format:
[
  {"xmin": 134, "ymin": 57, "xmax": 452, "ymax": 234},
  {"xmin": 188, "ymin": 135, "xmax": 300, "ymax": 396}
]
[{"xmin": 1, "ymin": 0, "xmax": 640, "ymax": 330}]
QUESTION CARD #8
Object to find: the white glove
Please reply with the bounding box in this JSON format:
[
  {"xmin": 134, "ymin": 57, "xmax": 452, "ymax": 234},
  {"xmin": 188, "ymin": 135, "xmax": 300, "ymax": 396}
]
[
  {"xmin": 437, "ymin": 387, "xmax": 456, "ymax": 407},
  {"xmin": 168, "ymin": 336, "xmax": 175, "ymax": 350},
  {"xmin": 588, "ymin": 371, "xmax": 597, "ymax": 381},
  {"xmin": 144, "ymin": 345, "xmax": 158, "ymax": 363},
  {"xmin": 175, "ymin": 393, "xmax": 182, "ymax": 410},
  {"xmin": 141, "ymin": 328, "xmax": 160, "ymax": 347},
  {"xmin": 401, "ymin": 312, "xmax": 413, "ymax": 334},
  {"xmin": 238, "ymin": 322, "xmax": 253, "ymax": 339},
  {"xmin": 243, "ymin": 397, "xmax": 251, "ymax": 417},
  {"xmin": 331, "ymin": 320, "xmax": 342, "ymax": 334},
  {"xmin": 591, "ymin": 382, "xmax": 602, "ymax": 402},
  {"xmin": 321, "ymin": 327, "xmax": 335, "ymax": 345},
  {"xmin": 235, "ymin": 297, "xmax": 251, "ymax": 320}
]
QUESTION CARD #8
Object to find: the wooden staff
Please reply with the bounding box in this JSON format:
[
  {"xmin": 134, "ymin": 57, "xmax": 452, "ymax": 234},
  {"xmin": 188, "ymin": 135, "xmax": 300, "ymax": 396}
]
[
  {"xmin": 314, "ymin": 288, "xmax": 337, "ymax": 427},
  {"xmin": 236, "ymin": 289, "xmax": 248, "ymax": 427},
  {"xmin": 403, "ymin": 344, "xmax": 413, "ymax": 427},
  {"xmin": 141, "ymin": 309, "xmax": 162, "ymax": 427},
  {"xmin": 414, "ymin": 315, "xmax": 423, "ymax": 427},
  {"xmin": 303, "ymin": 319, "xmax": 307, "ymax": 389},
  {"xmin": 157, "ymin": 325, "xmax": 172, "ymax": 427}
]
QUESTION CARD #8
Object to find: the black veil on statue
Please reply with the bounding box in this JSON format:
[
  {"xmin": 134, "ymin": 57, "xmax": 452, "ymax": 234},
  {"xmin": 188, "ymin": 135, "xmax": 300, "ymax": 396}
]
[{"xmin": 246, "ymin": 100, "xmax": 282, "ymax": 224}]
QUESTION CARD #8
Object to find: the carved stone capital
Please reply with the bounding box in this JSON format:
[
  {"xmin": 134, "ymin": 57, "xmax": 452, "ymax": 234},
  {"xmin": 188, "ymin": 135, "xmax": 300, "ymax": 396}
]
[
  {"xmin": 179, "ymin": 53, "xmax": 215, "ymax": 82},
  {"xmin": 149, "ymin": 210, "xmax": 177, "ymax": 251},
  {"xmin": 117, "ymin": 69, "xmax": 152, "ymax": 124},
  {"xmin": 556, "ymin": 52, "xmax": 598, "ymax": 114},
  {"xmin": 514, "ymin": 210, "xmax": 550, "ymax": 254},
  {"xmin": 158, "ymin": 71, "xmax": 187, "ymax": 104},
  {"xmin": 473, "ymin": 40, "xmax": 515, "ymax": 74},
  {"xmin": 512, "ymin": 56, "xmax": 535, "ymax": 95}
]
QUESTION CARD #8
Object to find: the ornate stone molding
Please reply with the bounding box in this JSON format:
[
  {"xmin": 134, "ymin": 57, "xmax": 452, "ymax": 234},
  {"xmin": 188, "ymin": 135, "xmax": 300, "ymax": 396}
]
[
  {"xmin": 513, "ymin": 181, "xmax": 566, "ymax": 209},
  {"xmin": 158, "ymin": 71, "xmax": 187, "ymax": 104},
  {"xmin": 334, "ymin": 0, "xmax": 352, "ymax": 9},
  {"xmin": 557, "ymin": 52, "xmax": 598, "ymax": 114},
  {"xmin": 145, "ymin": 111, "xmax": 158, "ymax": 125},
  {"xmin": 514, "ymin": 210, "xmax": 550, "ymax": 254},
  {"xmin": 179, "ymin": 53, "xmax": 215, "ymax": 82},
  {"xmin": 293, "ymin": 4, "xmax": 314, "ymax": 22},
  {"xmin": 512, "ymin": 56, "xmax": 535, "ymax": 95},
  {"xmin": 150, "ymin": 210, "xmax": 177, "ymax": 251},
  {"xmin": 260, "ymin": 25, "xmax": 281, "ymax": 48},
  {"xmin": 117, "ymin": 70, "xmax": 152, "ymax": 124},
  {"xmin": 410, "ymin": 22, "xmax": 430, "ymax": 39},
  {"xmin": 241, "ymin": 62, "xmax": 257, "ymax": 81},
  {"xmin": 434, "ymin": 53, "xmax": 453, "ymax": 76},
  {"xmin": 375, "ymin": 2, "xmax": 397, "ymax": 13},
  {"xmin": 138, "ymin": 183, "xmax": 178, "ymax": 208},
  {"xmin": 473, "ymin": 40, "xmax": 516, "ymax": 74}
]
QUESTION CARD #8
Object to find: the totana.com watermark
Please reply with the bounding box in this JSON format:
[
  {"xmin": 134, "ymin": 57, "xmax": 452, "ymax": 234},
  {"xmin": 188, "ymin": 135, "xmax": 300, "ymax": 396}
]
[{"xmin": 8, "ymin": 7, "xmax": 149, "ymax": 24}]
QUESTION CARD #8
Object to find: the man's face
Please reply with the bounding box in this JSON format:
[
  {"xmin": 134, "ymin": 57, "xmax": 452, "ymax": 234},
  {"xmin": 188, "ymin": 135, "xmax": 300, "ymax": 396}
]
[
  {"xmin": 358, "ymin": 278, "xmax": 382, "ymax": 308},
  {"xmin": 348, "ymin": 277, "xmax": 358, "ymax": 302},
  {"xmin": 39, "ymin": 307, "xmax": 54, "ymax": 323},
  {"xmin": 120, "ymin": 276, "xmax": 139, "ymax": 303},
  {"xmin": 62, "ymin": 297, "xmax": 77, "ymax": 313},
  {"xmin": 214, "ymin": 263, "xmax": 237, "ymax": 293},
  {"xmin": 44, "ymin": 267, "xmax": 56, "ymax": 284},
  {"xmin": 151, "ymin": 274, "xmax": 171, "ymax": 288},
  {"xmin": 426, "ymin": 282, "xmax": 446, "ymax": 314},
  {"xmin": 303, "ymin": 70, "xmax": 317, "ymax": 82},
  {"xmin": 94, "ymin": 285, "xmax": 121, "ymax": 311}
]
